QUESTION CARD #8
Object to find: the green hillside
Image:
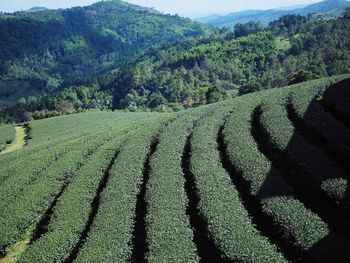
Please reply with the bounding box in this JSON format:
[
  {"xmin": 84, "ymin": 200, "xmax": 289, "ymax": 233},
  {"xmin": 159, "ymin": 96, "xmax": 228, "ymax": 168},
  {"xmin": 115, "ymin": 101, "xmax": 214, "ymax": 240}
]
[
  {"xmin": 2, "ymin": 13, "xmax": 349, "ymax": 123},
  {"xmin": 0, "ymin": 0, "xmax": 211, "ymax": 104},
  {"xmin": 0, "ymin": 75, "xmax": 349, "ymax": 262},
  {"xmin": 104, "ymin": 15, "xmax": 350, "ymax": 111},
  {"xmin": 0, "ymin": 5, "xmax": 349, "ymax": 124}
]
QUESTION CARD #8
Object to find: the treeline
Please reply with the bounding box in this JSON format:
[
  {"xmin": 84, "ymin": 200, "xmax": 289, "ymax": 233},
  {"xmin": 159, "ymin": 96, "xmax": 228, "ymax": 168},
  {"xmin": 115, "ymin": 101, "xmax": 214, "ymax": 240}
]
[{"xmin": 1, "ymin": 86, "xmax": 112, "ymax": 123}]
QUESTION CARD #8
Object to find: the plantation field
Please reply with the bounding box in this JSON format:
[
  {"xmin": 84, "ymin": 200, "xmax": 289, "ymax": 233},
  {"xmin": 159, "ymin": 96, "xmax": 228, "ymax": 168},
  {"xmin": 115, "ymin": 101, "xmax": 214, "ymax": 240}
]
[
  {"xmin": 0, "ymin": 126, "xmax": 27, "ymax": 156},
  {"xmin": 0, "ymin": 75, "xmax": 349, "ymax": 263},
  {"xmin": 0, "ymin": 125, "xmax": 15, "ymax": 152}
]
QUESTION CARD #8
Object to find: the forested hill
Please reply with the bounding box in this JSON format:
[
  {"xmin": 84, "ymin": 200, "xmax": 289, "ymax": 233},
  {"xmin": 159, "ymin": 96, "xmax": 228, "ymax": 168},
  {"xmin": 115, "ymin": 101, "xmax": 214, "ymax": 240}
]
[
  {"xmin": 101, "ymin": 14, "xmax": 350, "ymax": 111},
  {"xmin": 1, "ymin": 13, "xmax": 350, "ymax": 122},
  {"xmin": 0, "ymin": 0, "xmax": 212, "ymax": 102}
]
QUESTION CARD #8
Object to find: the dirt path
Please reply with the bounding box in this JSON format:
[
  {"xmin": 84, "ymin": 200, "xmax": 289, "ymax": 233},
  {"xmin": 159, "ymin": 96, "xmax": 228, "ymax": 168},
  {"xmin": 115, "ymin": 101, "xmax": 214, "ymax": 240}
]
[
  {"xmin": 0, "ymin": 228, "xmax": 33, "ymax": 263},
  {"xmin": 0, "ymin": 126, "xmax": 26, "ymax": 155}
]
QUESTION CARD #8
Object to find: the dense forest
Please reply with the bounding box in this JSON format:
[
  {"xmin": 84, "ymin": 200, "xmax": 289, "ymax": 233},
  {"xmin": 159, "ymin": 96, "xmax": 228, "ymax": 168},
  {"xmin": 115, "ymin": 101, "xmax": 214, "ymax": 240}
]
[
  {"xmin": 1, "ymin": 2, "xmax": 350, "ymax": 122},
  {"xmin": 0, "ymin": 0, "xmax": 211, "ymax": 104},
  {"xmin": 102, "ymin": 12, "xmax": 350, "ymax": 111}
]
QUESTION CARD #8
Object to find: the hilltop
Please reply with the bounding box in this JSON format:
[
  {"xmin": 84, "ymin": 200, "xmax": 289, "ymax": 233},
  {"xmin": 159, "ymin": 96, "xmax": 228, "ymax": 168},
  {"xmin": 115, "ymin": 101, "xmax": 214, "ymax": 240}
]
[{"xmin": 0, "ymin": 0, "xmax": 211, "ymax": 104}]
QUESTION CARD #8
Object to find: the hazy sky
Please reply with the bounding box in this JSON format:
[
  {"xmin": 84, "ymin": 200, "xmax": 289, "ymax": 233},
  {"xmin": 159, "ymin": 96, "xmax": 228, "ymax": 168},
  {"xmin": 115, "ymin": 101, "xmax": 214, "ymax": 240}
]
[{"xmin": 0, "ymin": 0, "xmax": 321, "ymax": 17}]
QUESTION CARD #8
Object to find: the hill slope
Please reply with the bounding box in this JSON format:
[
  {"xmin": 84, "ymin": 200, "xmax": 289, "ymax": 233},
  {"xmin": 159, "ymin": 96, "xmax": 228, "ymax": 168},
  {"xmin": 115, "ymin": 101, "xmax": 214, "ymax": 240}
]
[
  {"xmin": 103, "ymin": 16, "xmax": 350, "ymax": 111},
  {"xmin": 1, "ymin": 13, "xmax": 349, "ymax": 122},
  {"xmin": 0, "ymin": 75, "xmax": 349, "ymax": 262},
  {"xmin": 0, "ymin": 0, "xmax": 211, "ymax": 104},
  {"xmin": 196, "ymin": 0, "xmax": 350, "ymax": 27}
]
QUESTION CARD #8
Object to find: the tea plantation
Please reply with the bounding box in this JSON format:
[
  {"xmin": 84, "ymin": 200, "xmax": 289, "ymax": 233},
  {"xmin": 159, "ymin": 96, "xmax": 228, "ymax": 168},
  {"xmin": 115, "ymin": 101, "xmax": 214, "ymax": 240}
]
[
  {"xmin": 0, "ymin": 125, "xmax": 15, "ymax": 152},
  {"xmin": 0, "ymin": 75, "xmax": 349, "ymax": 263}
]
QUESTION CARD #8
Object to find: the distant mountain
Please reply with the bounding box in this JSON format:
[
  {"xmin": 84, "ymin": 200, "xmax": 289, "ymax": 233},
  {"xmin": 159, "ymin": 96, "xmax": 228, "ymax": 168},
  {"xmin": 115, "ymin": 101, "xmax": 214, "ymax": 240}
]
[
  {"xmin": 0, "ymin": 0, "xmax": 211, "ymax": 105},
  {"xmin": 25, "ymin": 7, "xmax": 50, "ymax": 12},
  {"xmin": 196, "ymin": 0, "xmax": 350, "ymax": 27},
  {"xmin": 275, "ymin": 4, "xmax": 311, "ymax": 11}
]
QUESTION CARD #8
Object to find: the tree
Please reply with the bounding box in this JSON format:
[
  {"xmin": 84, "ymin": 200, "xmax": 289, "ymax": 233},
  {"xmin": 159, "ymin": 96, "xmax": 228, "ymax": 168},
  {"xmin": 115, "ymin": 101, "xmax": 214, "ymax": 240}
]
[
  {"xmin": 269, "ymin": 15, "xmax": 307, "ymax": 36},
  {"xmin": 17, "ymin": 97, "xmax": 27, "ymax": 107},
  {"xmin": 148, "ymin": 91, "xmax": 168, "ymax": 108},
  {"xmin": 239, "ymin": 81, "xmax": 261, "ymax": 95},
  {"xmin": 234, "ymin": 21, "xmax": 263, "ymax": 38},
  {"xmin": 289, "ymin": 69, "xmax": 319, "ymax": 85},
  {"xmin": 205, "ymin": 85, "xmax": 227, "ymax": 104}
]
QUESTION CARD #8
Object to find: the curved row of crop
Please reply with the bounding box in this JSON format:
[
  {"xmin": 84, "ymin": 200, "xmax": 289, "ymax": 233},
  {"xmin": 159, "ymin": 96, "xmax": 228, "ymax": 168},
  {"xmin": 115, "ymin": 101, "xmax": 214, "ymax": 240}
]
[
  {"xmin": 255, "ymin": 91, "xmax": 350, "ymax": 247},
  {"xmin": 320, "ymin": 78, "xmax": 350, "ymax": 128},
  {"xmin": 189, "ymin": 100, "xmax": 286, "ymax": 262},
  {"xmin": 0, "ymin": 113, "xmax": 162, "ymax": 259},
  {"xmin": 17, "ymin": 131, "xmax": 131, "ymax": 262},
  {"xmin": 27, "ymin": 112, "xmax": 157, "ymax": 146},
  {"xmin": 0, "ymin": 145, "xmax": 57, "ymax": 185},
  {"xmin": 0, "ymin": 125, "xmax": 131, "ymax": 258},
  {"xmin": 288, "ymin": 89, "xmax": 350, "ymax": 172},
  {"xmin": 145, "ymin": 111, "xmax": 204, "ymax": 263},
  {"xmin": 259, "ymin": 94, "xmax": 350, "ymax": 209},
  {"xmin": 221, "ymin": 91, "xmax": 350, "ymax": 262},
  {"xmin": 73, "ymin": 117, "xmax": 170, "ymax": 263},
  {"xmin": 182, "ymin": 135, "xmax": 223, "ymax": 263},
  {"xmin": 0, "ymin": 128, "xmax": 106, "ymax": 185},
  {"xmin": 0, "ymin": 133, "xmax": 100, "ymax": 211}
]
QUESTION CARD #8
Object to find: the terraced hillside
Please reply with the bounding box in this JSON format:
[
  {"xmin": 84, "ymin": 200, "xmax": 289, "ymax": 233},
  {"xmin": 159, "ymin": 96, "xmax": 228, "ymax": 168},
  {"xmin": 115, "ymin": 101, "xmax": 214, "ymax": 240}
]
[{"xmin": 0, "ymin": 75, "xmax": 349, "ymax": 263}]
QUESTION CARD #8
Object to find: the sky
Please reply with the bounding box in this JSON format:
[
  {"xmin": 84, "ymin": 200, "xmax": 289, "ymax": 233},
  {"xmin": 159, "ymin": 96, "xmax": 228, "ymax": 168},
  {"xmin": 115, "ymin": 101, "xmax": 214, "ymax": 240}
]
[{"xmin": 0, "ymin": 0, "xmax": 321, "ymax": 17}]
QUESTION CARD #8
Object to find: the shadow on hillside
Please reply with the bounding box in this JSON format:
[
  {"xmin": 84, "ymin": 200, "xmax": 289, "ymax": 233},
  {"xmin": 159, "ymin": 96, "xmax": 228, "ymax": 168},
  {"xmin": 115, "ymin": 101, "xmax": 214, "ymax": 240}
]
[{"xmin": 253, "ymin": 80, "xmax": 350, "ymax": 263}]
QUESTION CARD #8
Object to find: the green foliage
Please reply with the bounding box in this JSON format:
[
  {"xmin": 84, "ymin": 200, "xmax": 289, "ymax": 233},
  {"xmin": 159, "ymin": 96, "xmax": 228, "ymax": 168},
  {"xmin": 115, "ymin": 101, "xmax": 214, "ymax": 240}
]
[
  {"xmin": 1, "ymin": 76, "xmax": 350, "ymax": 262},
  {"xmin": 74, "ymin": 117, "xmax": 168, "ymax": 263},
  {"xmin": 110, "ymin": 31, "xmax": 278, "ymax": 109},
  {"xmin": 146, "ymin": 112, "xmax": 200, "ymax": 263},
  {"xmin": 0, "ymin": 0, "xmax": 211, "ymax": 105},
  {"xmin": 259, "ymin": 77, "xmax": 350, "ymax": 205},
  {"xmin": 0, "ymin": 135, "xmax": 105, "ymax": 257},
  {"xmin": 234, "ymin": 21, "xmax": 263, "ymax": 37},
  {"xmin": 289, "ymin": 69, "xmax": 319, "ymax": 84},
  {"xmin": 190, "ymin": 102, "xmax": 286, "ymax": 262},
  {"xmin": 239, "ymin": 81, "xmax": 262, "ymax": 95},
  {"xmin": 222, "ymin": 89, "xmax": 347, "ymax": 257},
  {"xmin": 18, "ymin": 134, "xmax": 128, "ymax": 262},
  {"xmin": 0, "ymin": 125, "xmax": 15, "ymax": 151},
  {"xmin": 269, "ymin": 15, "xmax": 308, "ymax": 36},
  {"xmin": 322, "ymin": 78, "xmax": 350, "ymax": 124},
  {"xmin": 205, "ymin": 85, "xmax": 227, "ymax": 103},
  {"xmin": 0, "ymin": 112, "xmax": 157, "ymax": 256},
  {"xmin": 101, "ymin": 15, "xmax": 350, "ymax": 110},
  {"xmin": 290, "ymin": 83, "xmax": 350, "ymax": 163},
  {"xmin": 2, "ymin": 86, "xmax": 113, "ymax": 122},
  {"xmin": 1, "ymin": 13, "xmax": 350, "ymax": 121}
]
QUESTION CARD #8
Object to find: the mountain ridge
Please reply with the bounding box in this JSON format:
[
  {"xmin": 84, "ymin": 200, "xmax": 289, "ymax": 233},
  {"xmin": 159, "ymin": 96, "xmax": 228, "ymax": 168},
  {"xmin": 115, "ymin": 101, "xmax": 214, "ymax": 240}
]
[
  {"xmin": 196, "ymin": 0, "xmax": 350, "ymax": 27},
  {"xmin": 0, "ymin": 0, "xmax": 211, "ymax": 106}
]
